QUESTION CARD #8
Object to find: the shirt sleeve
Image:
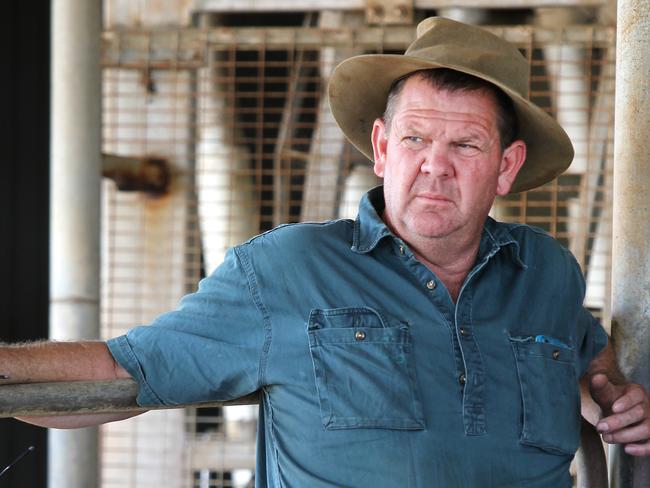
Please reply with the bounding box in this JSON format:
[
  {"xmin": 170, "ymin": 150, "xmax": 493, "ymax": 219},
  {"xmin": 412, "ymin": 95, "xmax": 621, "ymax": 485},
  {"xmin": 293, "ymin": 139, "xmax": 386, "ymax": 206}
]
[
  {"xmin": 107, "ymin": 245, "xmax": 269, "ymax": 407},
  {"xmin": 564, "ymin": 246, "xmax": 609, "ymax": 377},
  {"xmin": 574, "ymin": 306, "xmax": 609, "ymax": 378}
]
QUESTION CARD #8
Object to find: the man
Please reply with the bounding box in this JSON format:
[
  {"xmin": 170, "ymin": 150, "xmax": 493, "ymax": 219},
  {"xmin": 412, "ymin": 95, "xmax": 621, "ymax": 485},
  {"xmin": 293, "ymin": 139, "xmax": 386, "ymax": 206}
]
[{"xmin": 3, "ymin": 16, "xmax": 650, "ymax": 487}]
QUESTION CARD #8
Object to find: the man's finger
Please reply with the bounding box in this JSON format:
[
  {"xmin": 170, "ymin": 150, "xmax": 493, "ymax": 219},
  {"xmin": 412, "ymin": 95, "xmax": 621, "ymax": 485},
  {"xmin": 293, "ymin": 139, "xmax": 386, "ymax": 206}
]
[
  {"xmin": 598, "ymin": 403, "xmax": 646, "ymax": 434},
  {"xmin": 625, "ymin": 441, "xmax": 650, "ymax": 457},
  {"xmin": 600, "ymin": 420, "xmax": 650, "ymax": 444},
  {"xmin": 611, "ymin": 384, "xmax": 647, "ymax": 414}
]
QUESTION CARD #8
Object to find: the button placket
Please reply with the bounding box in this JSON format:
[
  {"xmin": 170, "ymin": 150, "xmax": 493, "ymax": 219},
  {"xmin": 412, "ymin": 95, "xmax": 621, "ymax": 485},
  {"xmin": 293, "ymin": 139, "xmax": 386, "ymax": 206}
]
[{"xmin": 455, "ymin": 289, "xmax": 486, "ymax": 436}]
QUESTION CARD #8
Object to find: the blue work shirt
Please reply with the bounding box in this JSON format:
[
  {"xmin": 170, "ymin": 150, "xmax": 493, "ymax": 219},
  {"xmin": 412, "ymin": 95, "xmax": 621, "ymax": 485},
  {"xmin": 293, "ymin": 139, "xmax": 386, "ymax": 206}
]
[{"xmin": 108, "ymin": 186, "xmax": 608, "ymax": 487}]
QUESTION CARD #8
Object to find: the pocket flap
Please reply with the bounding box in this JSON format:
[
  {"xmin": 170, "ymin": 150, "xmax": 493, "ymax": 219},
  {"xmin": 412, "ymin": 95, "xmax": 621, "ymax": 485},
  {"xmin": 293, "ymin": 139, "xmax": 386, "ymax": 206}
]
[{"xmin": 308, "ymin": 307, "xmax": 388, "ymax": 331}]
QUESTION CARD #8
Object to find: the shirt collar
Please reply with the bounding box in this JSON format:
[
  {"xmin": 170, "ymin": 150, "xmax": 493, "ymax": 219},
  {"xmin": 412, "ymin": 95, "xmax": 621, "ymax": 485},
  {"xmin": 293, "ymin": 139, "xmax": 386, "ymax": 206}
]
[
  {"xmin": 351, "ymin": 186, "xmax": 392, "ymax": 254},
  {"xmin": 480, "ymin": 217, "xmax": 528, "ymax": 269},
  {"xmin": 352, "ymin": 186, "xmax": 527, "ymax": 269}
]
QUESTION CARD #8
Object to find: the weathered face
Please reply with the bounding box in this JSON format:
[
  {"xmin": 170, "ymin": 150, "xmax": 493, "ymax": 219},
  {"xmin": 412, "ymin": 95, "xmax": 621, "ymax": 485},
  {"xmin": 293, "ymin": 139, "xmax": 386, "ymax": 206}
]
[{"xmin": 371, "ymin": 75, "xmax": 526, "ymax": 246}]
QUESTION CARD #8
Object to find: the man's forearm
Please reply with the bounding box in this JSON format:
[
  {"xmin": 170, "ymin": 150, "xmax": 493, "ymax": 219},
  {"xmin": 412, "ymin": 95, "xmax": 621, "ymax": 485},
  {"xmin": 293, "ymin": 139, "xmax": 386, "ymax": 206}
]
[
  {"xmin": 0, "ymin": 340, "xmax": 130, "ymax": 384},
  {"xmin": 583, "ymin": 342, "xmax": 626, "ymax": 385},
  {"xmin": 0, "ymin": 340, "xmax": 140, "ymax": 428}
]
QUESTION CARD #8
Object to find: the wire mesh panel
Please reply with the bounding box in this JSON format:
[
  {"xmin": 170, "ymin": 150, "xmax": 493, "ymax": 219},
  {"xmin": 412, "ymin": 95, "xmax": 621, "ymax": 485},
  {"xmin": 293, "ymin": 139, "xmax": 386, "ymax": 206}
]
[
  {"xmin": 492, "ymin": 26, "xmax": 615, "ymax": 320},
  {"xmin": 100, "ymin": 22, "xmax": 615, "ymax": 488},
  {"xmin": 101, "ymin": 65, "xmax": 197, "ymax": 488}
]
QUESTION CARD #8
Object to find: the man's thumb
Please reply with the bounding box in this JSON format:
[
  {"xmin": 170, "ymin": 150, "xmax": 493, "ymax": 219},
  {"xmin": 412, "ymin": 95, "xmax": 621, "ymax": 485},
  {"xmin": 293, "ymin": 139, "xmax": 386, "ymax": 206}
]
[{"xmin": 589, "ymin": 373, "xmax": 621, "ymax": 410}]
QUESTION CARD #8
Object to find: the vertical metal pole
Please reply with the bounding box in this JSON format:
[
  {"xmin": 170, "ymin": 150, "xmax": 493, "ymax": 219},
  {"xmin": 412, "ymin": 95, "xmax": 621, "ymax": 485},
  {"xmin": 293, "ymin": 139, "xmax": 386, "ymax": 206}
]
[
  {"xmin": 610, "ymin": 1, "xmax": 650, "ymax": 486},
  {"xmin": 49, "ymin": 1, "xmax": 102, "ymax": 487}
]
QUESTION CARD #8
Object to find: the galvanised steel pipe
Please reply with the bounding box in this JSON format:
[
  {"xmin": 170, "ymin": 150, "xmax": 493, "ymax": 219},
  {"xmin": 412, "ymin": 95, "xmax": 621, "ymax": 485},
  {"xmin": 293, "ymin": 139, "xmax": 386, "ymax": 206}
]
[
  {"xmin": 610, "ymin": 1, "xmax": 650, "ymax": 486},
  {"xmin": 49, "ymin": 0, "xmax": 102, "ymax": 487}
]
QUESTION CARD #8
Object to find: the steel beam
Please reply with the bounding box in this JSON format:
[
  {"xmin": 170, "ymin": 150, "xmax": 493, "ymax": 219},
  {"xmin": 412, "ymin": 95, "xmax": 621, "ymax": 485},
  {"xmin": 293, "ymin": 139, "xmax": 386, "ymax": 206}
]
[
  {"xmin": 101, "ymin": 25, "xmax": 615, "ymax": 69},
  {"xmin": 194, "ymin": 0, "xmax": 607, "ymax": 12}
]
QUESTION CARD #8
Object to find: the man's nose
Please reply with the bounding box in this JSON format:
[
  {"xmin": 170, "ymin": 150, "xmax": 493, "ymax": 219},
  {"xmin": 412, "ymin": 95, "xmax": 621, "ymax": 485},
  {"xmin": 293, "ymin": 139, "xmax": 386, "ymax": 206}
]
[{"xmin": 420, "ymin": 143, "xmax": 454, "ymax": 177}]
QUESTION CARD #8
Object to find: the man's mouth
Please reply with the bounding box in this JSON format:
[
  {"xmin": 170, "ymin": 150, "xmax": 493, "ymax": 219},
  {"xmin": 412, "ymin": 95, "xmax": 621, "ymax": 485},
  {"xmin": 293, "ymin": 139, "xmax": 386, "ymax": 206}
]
[{"xmin": 415, "ymin": 193, "xmax": 453, "ymax": 204}]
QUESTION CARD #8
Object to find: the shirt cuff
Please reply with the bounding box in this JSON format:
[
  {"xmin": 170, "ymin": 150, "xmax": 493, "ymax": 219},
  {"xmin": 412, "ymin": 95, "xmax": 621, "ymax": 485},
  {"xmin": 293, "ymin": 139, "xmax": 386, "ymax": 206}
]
[
  {"xmin": 578, "ymin": 320, "xmax": 609, "ymax": 377},
  {"xmin": 106, "ymin": 335, "xmax": 165, "ymax": 407}
]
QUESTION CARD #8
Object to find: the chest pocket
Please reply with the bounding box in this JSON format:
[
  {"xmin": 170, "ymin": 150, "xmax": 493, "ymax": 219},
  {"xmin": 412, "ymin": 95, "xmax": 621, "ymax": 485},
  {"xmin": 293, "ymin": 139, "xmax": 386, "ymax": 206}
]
[
  {"xmin": 308, "ymin": 307, "xmax": 425, "ymax": 430},
  {"xmin": 509, "ymin": 335, "xmax": 580, "ymax": 455}
]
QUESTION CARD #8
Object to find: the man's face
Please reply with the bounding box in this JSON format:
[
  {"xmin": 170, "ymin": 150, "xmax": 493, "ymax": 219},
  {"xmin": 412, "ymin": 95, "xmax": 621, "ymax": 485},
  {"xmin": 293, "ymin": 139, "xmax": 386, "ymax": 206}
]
[{"xmin": 371, "ymin": 75, "xmax": 525, "ymax": 245}]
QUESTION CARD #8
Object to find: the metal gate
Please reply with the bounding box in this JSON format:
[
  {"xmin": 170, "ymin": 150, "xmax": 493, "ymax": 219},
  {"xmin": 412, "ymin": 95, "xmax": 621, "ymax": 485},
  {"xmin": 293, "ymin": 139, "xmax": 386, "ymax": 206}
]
[{"xmin": 99, "ymin": 21, "xmax": 616, "ymax": 487}]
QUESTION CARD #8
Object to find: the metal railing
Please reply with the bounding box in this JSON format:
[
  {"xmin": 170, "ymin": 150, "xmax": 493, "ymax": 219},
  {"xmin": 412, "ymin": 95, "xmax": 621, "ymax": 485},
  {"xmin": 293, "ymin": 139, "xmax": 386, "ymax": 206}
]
[{"xmin": 0, "ymin": 379, "xmax": 608, "ymax": 487}]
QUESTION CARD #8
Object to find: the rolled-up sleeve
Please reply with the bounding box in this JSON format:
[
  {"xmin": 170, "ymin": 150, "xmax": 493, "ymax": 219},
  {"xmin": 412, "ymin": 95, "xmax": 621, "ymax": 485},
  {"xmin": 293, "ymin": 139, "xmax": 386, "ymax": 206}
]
[
  {"xmin": 107, "ymin": 245, "xmax": 269, "ymax": 407},
  {"xmin": 574, "ymin": 307, "xmax": 609, "ymax": 378}
]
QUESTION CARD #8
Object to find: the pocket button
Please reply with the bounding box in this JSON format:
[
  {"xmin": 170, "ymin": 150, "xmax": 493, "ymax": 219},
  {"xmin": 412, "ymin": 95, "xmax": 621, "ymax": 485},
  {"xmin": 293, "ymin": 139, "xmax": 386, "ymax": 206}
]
[
  {"xmin": 355, "ymin": 330, "xmax": 366, "ymax": 341},
  {"xmin": 552, "ymin": 350, "xmax": 560, "ymax": 360}
]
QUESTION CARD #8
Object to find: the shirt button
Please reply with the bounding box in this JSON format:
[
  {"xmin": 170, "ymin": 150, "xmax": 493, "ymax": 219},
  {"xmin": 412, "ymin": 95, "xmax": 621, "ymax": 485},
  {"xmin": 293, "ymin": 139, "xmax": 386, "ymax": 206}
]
[
  {"xmin": 459, "ymin": 373, "xmax": 466, "ymax": 385},
  {"xmin": 552, "ymin": 350, "xmax": 560, "ymax": 360},
  {"xmin": 355, "ymin": 330, "xmax": 366, "ymax": 341},
  {"xmin": 399, "ymin": 245, "xmax": 405, "ymax": 255},
  {"xmin": 459, "ymin": 327, "xmax": 466, "ymax": 336},
  {"xmin": 426, "ymin": 280, "xmax": 436, "ymax": 290}
]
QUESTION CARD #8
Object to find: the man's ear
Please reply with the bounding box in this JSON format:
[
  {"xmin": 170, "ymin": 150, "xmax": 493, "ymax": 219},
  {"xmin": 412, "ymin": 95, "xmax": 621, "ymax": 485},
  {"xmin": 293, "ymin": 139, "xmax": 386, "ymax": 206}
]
[
  {"xmin": 371, "ymin": 118, "xmax": 388, "ymax": 178},
  {"xmin": 496, "ymin": 140, "xmax": 527, "ymax": 196}
]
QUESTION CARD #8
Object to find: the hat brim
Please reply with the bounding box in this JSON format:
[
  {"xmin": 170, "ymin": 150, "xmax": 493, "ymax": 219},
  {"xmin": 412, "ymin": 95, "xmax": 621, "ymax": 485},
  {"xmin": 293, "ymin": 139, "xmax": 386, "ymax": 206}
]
[{"xmin": 328, "ymin": 54, "xmax": 574, "ymax": 193}]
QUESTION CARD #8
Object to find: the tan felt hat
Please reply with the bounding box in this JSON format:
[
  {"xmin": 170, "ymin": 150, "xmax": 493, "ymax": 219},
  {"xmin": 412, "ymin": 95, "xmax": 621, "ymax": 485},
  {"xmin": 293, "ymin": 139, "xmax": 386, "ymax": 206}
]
[{"xmin": 328, "ymin": 17, "xmax": 574, "ymax": 193}]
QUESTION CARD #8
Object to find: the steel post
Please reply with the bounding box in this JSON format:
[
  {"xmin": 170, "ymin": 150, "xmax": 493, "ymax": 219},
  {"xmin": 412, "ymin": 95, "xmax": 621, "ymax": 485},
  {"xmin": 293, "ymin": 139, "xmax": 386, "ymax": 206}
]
[
  {"xmin": 610, "ymin": 0, "xmax": 650, "ymax": 486},
  {"xmin": 49, "ymin": 0, "xmax": 102, "ymax": 487}
]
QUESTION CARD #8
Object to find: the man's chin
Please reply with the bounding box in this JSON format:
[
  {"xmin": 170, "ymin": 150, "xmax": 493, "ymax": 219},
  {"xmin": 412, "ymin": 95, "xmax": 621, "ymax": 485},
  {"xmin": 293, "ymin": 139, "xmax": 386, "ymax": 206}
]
[
  {"xmin": 386, "ymin": 210, "xmax": 461, "ymax": 241},
  {"xmin": 408, "ymin": 220, "xmax": 460, "ymax": 240}
]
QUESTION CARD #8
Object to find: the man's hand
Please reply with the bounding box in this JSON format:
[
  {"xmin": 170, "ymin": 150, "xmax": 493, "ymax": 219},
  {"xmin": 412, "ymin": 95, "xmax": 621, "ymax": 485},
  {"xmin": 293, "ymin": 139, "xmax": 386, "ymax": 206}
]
[{"xmin": 589, "ymin": 373, "xmax": 650, "ymax": 456}]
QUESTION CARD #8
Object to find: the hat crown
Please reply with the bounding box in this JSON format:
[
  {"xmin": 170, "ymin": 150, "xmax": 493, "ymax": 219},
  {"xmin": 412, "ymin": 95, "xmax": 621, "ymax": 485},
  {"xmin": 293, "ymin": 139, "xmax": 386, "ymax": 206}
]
[
  {"xmin": 327, "ymin": 16, "xmax": 574, "ymax": 193},
  {"xmin": 407, "ymin": 17, "xmax": 529, "ymax": 99}
]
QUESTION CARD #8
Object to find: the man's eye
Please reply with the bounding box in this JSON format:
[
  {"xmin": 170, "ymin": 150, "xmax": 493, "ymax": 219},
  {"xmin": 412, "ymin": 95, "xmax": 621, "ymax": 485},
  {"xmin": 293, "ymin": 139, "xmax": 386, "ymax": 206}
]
[
  {"xmin": 403, "ymin": 136, "xmax": 424, "ymax": 144},
  {"xmin": 455, "ymin": 142, "xmax": 482, "ymax": 154}
]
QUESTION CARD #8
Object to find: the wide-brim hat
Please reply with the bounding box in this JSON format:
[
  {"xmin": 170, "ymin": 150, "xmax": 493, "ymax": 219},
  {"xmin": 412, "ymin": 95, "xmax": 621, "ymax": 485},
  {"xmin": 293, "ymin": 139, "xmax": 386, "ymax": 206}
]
[{"xmin": 328, "ymin": 17, "xmax": 574, "ymax": 193}]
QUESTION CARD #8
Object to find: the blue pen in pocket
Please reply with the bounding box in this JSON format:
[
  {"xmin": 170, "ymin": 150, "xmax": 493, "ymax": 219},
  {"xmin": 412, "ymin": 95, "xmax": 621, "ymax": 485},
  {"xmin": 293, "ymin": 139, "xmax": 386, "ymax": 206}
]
[{"xmin": 535, "ymin": 335, "xmax": 571, "ymax": 349}]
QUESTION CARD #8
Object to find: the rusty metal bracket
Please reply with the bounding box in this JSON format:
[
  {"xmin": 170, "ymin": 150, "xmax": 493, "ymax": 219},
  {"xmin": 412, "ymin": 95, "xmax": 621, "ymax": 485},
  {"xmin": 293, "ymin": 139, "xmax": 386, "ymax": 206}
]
[
  {"xmin": 102, "ymin": 153, "xmax": 172, "ymax": 195},
  {"xmin": 365, "ymin": 0, "xmax": 414, "ymax": 25}
]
